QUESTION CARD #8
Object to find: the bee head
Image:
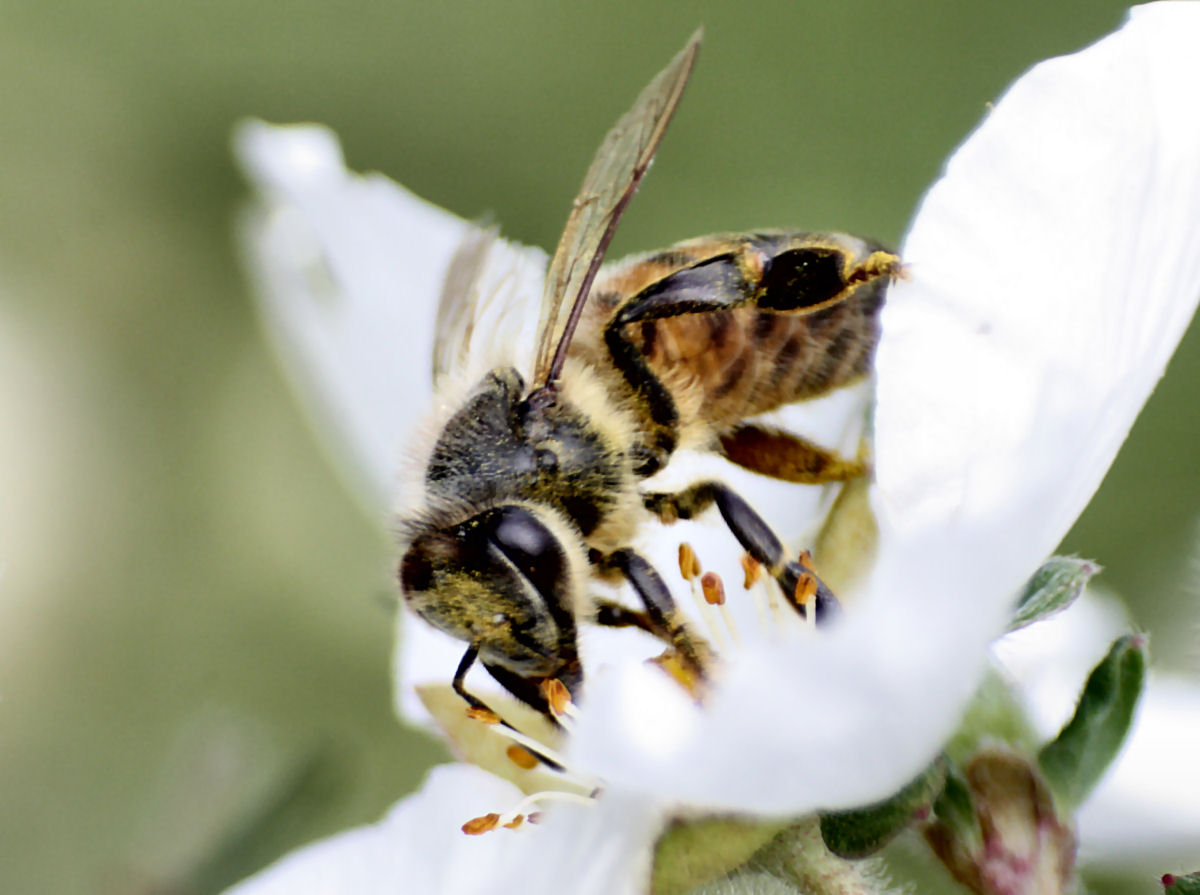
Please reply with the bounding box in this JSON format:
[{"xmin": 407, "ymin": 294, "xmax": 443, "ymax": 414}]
[{"xmin": 399, "ymin": 504, "xmax": 581, "ymax": 677}]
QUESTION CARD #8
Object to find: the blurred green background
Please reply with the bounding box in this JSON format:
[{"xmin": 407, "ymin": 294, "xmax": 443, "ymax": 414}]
[{"xmin": 2, "ymin": 1, "xmax": 1195, "ymax": 893}]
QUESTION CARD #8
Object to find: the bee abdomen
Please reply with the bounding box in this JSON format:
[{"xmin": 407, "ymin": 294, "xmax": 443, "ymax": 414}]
[{"xmin": 639, "ymin": 296, "xmax": 881, "ymax": 432}]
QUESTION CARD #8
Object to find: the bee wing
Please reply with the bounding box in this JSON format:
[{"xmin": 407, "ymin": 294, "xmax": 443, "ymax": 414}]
[
  {"xmin": 432, "ymin": 224, "xmax": 547, "ymax": 387},
  {"xmin": 532, "ymin": 29, "xmax": 701, "ymax": 386}
]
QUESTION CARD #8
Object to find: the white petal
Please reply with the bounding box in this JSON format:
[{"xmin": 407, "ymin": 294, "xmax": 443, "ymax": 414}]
[
  {"xmin": 877, "ymin": 0, "xmax": 1200, "ymax": 564},
  {"xmin": 223, "ymin": 763, "xmax": 656, "ymax": 895},
  {"xmin": 572, "ymin": 3, "xmax": 1200, "ymax": 814},
  {"xmin": 222, "ymin": 763, "xmax": 519, "ymax": 895},
  {"xmin": 234, "ymin": 121, "xmax": 545, "ymax": 514}
]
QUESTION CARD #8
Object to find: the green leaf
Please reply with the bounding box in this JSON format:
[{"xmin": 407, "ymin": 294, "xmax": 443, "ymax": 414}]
[
  {"xmin": 1010, "ymin": 556, "xmax": 1098, "ymax": 632},
  {"xmin": 819, "ymin": 757, "xmax": 946, "ymax": 859},
  {"xmin": 1163, "ymin": 871, "xmax": 1200, "ymax": 895},
  {"xmin": 1037, "ymin": 634, "xmax": 1147, "ymax": 811}
]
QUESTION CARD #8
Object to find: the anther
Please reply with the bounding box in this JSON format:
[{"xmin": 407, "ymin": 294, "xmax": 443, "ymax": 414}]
[
  {"xmin": 503, "ymin": 814, "xmax": 525, "ymax": 829},
  {"xmin": 797, "ymin": 549, "xmax": 815, "ymax": 573},
  {"xmin": 740, "ymin": 554, "xmax": 762, "ymax": 589},
  {"xmin": 794, "ymin": 572, "xmax": 818, "ymax": 607},
  {"xmin": 466, "ymin": 706, "xmax": 502, "ymax": 725},
  {"xmin": 506, "ymin": 744, "xmax": 539, "ymax": 770},
  {"xmin": 701, "ymin": 571, "xmax": 726, "ymax": 606},
  {"xmin": 678, "ymin": 542, "xmax": 701, "ymax": 581},
  {"xmin": 462, "ymin": 813, "xmax": 500, "ymax": 835},
  {"xmin": 540, "ymin": 678, "xmax": 575, "ymax": 719}
]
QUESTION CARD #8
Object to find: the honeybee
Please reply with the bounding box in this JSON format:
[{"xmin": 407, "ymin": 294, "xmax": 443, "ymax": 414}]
[{"xmin": 398, "ymin": 30, "xmax": 901, "ymax": 721}]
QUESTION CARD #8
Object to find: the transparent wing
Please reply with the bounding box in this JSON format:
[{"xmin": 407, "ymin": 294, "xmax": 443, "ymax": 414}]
[{"xmin": 532, "ymin": 29, "xmax": 701, "ymax": 385}]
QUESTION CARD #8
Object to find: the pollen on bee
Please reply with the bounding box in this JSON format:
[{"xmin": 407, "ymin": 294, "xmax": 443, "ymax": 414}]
[
  {"xmin": 462, "ymin": 813, "xmax": 501, "ymax": 835},
  {"xmin": 506, "ymin": 744, "xmax": 539, "ymax": 770},
  {"xmin": 678, "ymin": 542, "xmax": 701, "ymax": 581},
  {"xmin": 466, "ymin": 706, "xmax": 503, "ymax": 725},
  {"xmin": 700, "ymin": 571, "xmax": 726, "ymax": 606}
]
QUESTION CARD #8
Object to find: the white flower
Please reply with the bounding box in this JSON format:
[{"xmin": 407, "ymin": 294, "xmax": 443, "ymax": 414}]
[{"xmin": 228, "ymin": 3, "xmax": 1200, "ymax": 891}]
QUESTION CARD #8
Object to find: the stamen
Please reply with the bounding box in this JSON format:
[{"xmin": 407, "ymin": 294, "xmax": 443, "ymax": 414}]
[
  {"xmin": 700, "ymin": 571, "xmax": 725, "ymax": 605},
  {"xmin": 506, "ymin": 744, "xmax": 539, "ymax": 770},
  {"xmin": 462, "ymin": 813, "xmax": 500, "ymax": 835},
  {"xmin": 678, "ymin": 542, "xmax": 701, "ymax": 581},
  {"xmin": 466, "ymin": 706, "xmax": 502, "ymax": 725},
  {"xmin": 463, "ymin": 790, "xmax": 596, "ymax": 835},
  {"xmin": 740, "ymin": 554, "xmax": 762, "ymax": 589},
  {"xmin": 793, "ymin": 572, "xmax": 818, "ymax": 607},
  {"xmin": 742, "ymin": 552, "xmax": 772, "ymax": 637},
  {"xmin": 679, "ymin": 542, "xmax": 728, "ymax": 652},
  {"xmin": 540, "ymin": 677, "xmax": 578, "ymax": 722}
]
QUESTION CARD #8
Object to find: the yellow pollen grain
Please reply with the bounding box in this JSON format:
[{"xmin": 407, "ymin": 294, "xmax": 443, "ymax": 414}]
[
  {"xmin": 740, "ymin": 554, "xmax": 762, "ymax": 589},
  {"xmin": 701, "ymin": 571, "xmax": 726, "ymax": 606},
  {"xmin": 503, "ymin": 814, "xmax": 525, "ymax": 829},
  {"xmin": 466, "ymin": 706, "xmax": 502, "ymax": 725},
  {"xmin": 506, "ymin": 744, "xmax": 539, "ymax": 770},
  {"xmin": 462, "ymin": 813, "xmax": 500, "ymax": 835},
  {"xmin": 678, "ymin": 542, "xmax": 700, "ymax": 580}
]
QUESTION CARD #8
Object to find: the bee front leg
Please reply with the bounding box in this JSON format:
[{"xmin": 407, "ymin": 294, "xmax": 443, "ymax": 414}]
[
  {"xmin": 452, "ymin": 644, "xmax": 568, "ymax": 769},
  {"xmin": 595, "ymin": 549, "xmax": 712, "ymax": 678},
  {"xmin": 643, "ymin": 482, "xmax": 840, "ymax": 622}
]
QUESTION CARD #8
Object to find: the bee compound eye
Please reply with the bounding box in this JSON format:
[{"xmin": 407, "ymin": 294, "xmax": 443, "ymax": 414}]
[{"xmin": 488, "ymin": 506, "xmax": 568, "ymax": 606}]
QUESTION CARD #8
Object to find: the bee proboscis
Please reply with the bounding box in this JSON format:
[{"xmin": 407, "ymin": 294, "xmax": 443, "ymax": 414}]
[{"xmin": 398, "ymin": 29, "xmax": 900, "ymax": 724}]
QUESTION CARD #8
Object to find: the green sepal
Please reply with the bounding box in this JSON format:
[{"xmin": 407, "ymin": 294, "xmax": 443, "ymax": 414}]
[
  {"xmin": 1037, "ymin": 634, "xmax": 1147, "ymax": 811},
  {"xmin": 1163, "ymin": 871, "xmax": 1200, "ymax": 894},
  {"xmin": 1010, "ymin": 556, "xmax": 1098, "ymax": 632},
  {"xmin": 931, "ymin": 760, "xmax": 981, "ymax": 853},
  {"xmin": 652, "ymin": 815, "xmax": 786, "ymax": 895},
  {"xmin": 946, "ymin": 668, "xmax": 1040, "ymax": 762},
  {"xmin": 818, "ymin": 756, "xmax": 947, "ymax": 859}
]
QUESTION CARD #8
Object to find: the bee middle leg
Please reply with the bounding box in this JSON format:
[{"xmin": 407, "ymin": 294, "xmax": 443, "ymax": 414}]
[
  {"xmin": 643, "ymin": 482, "xmax": 840, "ymax": 622},
  {"xmin": 594, "ymin": 548, "xmax": 712, "ymax": 678}
]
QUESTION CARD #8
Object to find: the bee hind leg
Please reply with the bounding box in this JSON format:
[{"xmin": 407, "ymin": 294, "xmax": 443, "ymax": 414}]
[
  {"xmin": 718, "ymin": 423, "xmax": 867, "ymax": 484},
  {"xmin": 643, "ymin": 482, "xmax": 839, "ymax": 622}
]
